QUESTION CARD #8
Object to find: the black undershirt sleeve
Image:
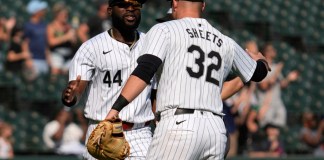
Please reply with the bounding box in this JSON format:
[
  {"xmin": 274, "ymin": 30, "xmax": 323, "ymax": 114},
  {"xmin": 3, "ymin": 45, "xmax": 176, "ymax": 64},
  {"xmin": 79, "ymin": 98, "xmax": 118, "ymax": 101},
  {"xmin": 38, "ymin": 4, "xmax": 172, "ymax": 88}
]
[
  {"xmin": 131, "ymin": 54, "xmax": 163, "ymax": 84},
  {"xmin": 250, "ymin": 60, "xmax": 269, "ymax": 82}
]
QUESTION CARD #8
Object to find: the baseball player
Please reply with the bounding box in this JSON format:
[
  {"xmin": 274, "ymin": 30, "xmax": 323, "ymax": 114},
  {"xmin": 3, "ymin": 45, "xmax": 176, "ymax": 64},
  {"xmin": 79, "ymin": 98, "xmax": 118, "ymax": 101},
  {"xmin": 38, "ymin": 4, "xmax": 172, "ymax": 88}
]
[
  {"xmin": 61, "ymin": 0, "xmax": 156, "ymax": 159},
  {"xmin": 155, "ymin": 8, "xmax": 247, "ymax": 101},
  {"xmin": 105, "ymin": 0, "xmax": 270, "ymax": 159}
]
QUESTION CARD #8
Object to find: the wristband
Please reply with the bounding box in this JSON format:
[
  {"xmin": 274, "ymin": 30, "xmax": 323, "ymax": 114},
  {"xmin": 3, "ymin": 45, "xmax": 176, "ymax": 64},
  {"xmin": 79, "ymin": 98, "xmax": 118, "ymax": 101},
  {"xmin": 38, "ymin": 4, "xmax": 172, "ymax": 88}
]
[
  {"xmin": 112, "ymin": 95, "xmax": 129, "ymax": 112},
  {"xmin": 62, "ymin": 96, "xmax": 77, "ymax": 107}
]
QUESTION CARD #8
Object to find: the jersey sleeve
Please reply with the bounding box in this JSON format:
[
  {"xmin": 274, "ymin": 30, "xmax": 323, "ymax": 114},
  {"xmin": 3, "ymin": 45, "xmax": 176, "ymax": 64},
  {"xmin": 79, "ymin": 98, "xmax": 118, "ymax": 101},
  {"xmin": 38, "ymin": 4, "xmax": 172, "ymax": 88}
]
[
  {"xmin": 140, "ymin": 24, "xmax": 170, "ymax": 61},
  {"xmin": 69, "ymin": 42, "xmax": 96, "ymax": 81},
  {"xmin": 231, "ymin": 39, "xmax": 257, "ymax": 83},
  {"xmin": 151, "ymin": 75, "xmax": 158, "ymax": 90}
]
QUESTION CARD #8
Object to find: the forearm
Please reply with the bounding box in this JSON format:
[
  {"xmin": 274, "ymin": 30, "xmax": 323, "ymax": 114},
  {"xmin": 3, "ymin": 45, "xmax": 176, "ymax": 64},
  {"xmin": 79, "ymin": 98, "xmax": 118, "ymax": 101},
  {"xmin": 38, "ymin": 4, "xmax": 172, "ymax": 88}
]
[
  {"xmin": 123, "ymin": 76, "xmax": 148, "ymax": 101},
  {"xmin": 258, "ymin": 92, "xmax": 272, "ymax": 121},
  {"xmin": 47, "ymin": 26, "xmax": 69, "ymax": 46},
  {"xmin": 52, "ymin": 124, "xmax": 65, "ymax": 140},
  {"xmin": 112, "ymin": 76, "xmax": 147, "ymax": 111},
  {"xmin": 109, "ymin": 54, "xmax": 161, "ymax": 117},
  {"xmin": 221, "ymin": 77, "xmax": 244, "ymax": 100},
  {"xmin": 280, "ymin": 78, "xmax": 290, "ymax": 88},
  {"xmin": 77, "ymin": 24, "xmax": 89, "ymax": 43},
  {"xmin": 302, "ymin": 134, "xmax": 321, "ymax": 146},
  {"xmin": 45, "ymin": 48, "xmax": 52, "ymax": 66},
  {"xmin": 7, "ymin": 51, "xmax": 27, "ymax": 61},
  {"xmin": 48, "ymin": 34, "xmax": 70, "ymax": 46}
]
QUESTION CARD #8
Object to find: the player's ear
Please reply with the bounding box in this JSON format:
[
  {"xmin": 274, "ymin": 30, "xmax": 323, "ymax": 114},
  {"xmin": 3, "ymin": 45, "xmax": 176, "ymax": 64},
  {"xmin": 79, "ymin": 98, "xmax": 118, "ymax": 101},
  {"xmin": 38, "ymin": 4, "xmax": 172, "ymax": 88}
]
[
  {"xmin": 171, "ymin": 0, "xmax": 178, "ymax": 18},
  {"xmin": 172, "ymin": 0, "xmax": 178, "ymax": 10},
  {"xmin": 202, "ymin": 2, "xmax": 206, "ymax": 11},
  {"xmin": 107, "ymin": 6, "xmax": 112, "ymax": 16}
]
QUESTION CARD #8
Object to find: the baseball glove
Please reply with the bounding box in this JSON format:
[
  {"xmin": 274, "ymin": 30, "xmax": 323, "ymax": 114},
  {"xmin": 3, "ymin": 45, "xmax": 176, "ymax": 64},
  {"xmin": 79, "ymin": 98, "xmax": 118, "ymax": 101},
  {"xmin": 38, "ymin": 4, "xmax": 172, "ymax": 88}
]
[{"xmin": 86, "ymin": 118, "xmax": 130, "ymax": 160}]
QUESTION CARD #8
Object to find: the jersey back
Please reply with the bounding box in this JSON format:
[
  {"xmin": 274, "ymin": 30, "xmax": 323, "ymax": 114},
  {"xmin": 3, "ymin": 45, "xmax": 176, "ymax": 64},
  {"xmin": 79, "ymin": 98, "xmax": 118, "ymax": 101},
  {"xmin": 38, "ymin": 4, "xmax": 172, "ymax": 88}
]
[{"xmin": 141, "ymin": 18, "xmax": 256, "ymax": 114}]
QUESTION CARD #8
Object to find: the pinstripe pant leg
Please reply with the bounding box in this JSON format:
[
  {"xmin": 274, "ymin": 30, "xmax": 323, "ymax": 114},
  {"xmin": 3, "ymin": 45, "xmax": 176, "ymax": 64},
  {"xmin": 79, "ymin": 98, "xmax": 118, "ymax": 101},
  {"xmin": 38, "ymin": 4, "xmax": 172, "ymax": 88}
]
[
  {"xmin": 125, "ymin": 126, "xmax": 153, "ymax": 160},
  {"xmin": 83, "ymin": 122, "xmax": 97, "ymax": 160}
]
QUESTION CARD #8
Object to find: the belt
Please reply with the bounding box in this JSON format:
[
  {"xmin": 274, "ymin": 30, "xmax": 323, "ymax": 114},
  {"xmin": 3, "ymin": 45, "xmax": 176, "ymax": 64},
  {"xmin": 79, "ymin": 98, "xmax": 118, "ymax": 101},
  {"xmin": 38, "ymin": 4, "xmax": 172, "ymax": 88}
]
[
  {"xmin": 174, "ymin": 108, "xmax": 223, "ymax": 118},
  {"xmin": 122, "ymin": 121, "xmax": 151, "ymax": 131}
]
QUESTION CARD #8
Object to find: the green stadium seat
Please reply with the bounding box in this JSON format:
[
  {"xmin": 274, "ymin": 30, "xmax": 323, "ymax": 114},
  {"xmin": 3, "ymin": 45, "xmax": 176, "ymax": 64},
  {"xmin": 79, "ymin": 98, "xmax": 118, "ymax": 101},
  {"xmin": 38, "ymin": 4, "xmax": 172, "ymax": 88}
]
[{"xmin": 13, "ymin": 130, "xmax": 28, "ymax": 151}]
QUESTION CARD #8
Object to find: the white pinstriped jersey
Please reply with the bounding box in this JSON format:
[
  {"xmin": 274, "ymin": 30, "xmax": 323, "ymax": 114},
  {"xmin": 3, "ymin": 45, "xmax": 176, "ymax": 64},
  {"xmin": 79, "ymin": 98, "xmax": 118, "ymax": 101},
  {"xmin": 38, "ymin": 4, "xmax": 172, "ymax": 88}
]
[
  {"xmin": 69, "ymin": 31, "xmax": 155, "ymax": 123},
  {"xmin": 141, "ymin": 18, "xmax": 257, "ymax": 114}
]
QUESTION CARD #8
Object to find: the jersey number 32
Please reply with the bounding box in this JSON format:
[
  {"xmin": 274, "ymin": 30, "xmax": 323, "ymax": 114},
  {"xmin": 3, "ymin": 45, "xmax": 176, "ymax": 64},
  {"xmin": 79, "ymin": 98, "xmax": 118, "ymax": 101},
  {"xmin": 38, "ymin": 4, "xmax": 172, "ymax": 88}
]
[{"xmin": 186, "ymin": 45, "xmax": 222, "ymax": 86}]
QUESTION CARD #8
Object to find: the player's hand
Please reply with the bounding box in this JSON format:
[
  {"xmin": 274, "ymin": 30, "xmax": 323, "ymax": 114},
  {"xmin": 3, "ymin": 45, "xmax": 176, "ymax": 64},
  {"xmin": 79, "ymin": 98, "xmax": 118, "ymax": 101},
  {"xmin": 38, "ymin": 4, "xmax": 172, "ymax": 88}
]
[
  {"xmin": 105, "ymin": 109, "xmax": 120, "ymax": 121},
  {"xmin": 245, "ymin": 49, "xmax": 263, "ymax": 60},
  {"xmin": 62, "ymin": 75, "xmax": 81, "ymax": 105},
  {"xmin": 245, "ymin": 49, "xmax": 271, "ymax": 71}
]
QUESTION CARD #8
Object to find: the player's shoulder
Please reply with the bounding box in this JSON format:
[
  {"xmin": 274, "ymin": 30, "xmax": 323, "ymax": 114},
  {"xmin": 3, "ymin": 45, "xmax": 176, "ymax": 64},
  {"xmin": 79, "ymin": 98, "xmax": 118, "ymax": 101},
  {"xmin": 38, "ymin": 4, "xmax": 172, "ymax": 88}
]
[
  {"xmin": 150, "ymin": 21, "xmax": 172, "ymax": 31},
  {"xmin": 81, "ymin": 31, "xmax": 111, "ymax": 48},
  {"xmin": 137, "ymin": 30, "xmax": 146, "ymax": 38},
  {"xmin": 88, "ymin": 31, "xmax": 110, "ymax": 43},
  {"xmin": 75, "ymin": 32, "xmax": 106, "ymax": 55}
]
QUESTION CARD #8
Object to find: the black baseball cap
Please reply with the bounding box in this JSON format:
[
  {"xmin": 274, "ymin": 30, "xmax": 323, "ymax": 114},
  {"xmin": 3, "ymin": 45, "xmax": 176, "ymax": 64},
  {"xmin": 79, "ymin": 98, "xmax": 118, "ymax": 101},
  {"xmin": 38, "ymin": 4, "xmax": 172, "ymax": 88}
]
[{"xmin": 109, "ymin": 0, "xmax": 147, "ymax": 5}]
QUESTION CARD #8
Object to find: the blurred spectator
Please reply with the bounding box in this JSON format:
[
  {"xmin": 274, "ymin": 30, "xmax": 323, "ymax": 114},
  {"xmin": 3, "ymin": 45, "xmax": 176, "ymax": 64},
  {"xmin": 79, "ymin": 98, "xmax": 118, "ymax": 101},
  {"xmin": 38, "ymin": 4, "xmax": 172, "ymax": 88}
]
[
  {"xmin": 300, "ymin": 112, "xmax": 324, "ymax": 157},
  {"xmin": 230, "ymin": 83, "xmax": 256, "ymax": 155},
  {"xmin": 77, "ymin": 0, "xmax": 111, "ymax": 42},
  {"xmin": 244, "ymin": 40, "xmax": 261, "ymax": 132},
  {"xmin": 256, "ymin": 43, "xmax": 299, "ymax": 128},
  {"xmin": 43, "ymin": 108, "xmax": 85, "ymax": 156},
  {"xmin": 73, "ymin": 107, "xmax": 88, "ymax": 143},
  {"xmin": 0, "ymin": 122, "xmax": 14, "ymax": 159},
  {"xmin": 249, "ymin": 123, "xmax": 285, "ymax": 158},
  {"xmin": 223, "ymin": 101, "xmax": 238, "ymax": 157},
  {"xmin": 5, "ymin": 24, "xmax": 36, "ymax": 81},
  {"xmin": 0, "ymin": 17, "xmax": 16, "ymax": 43},
  {"xmin": 47, "ymin": 2, "xmax": 76, "ymax": 76},
  {"xmin": 245, "ymin": 40, "xmax": 259, "ymax": 55},
  {"xmin": 0, "ymin": 17, "xmax": 16, "ymax": 71},
  {"xmin": 24, "ymin": 0, "xmax": 50, "ymax": 76},
  {"xmin": 226, "ymin": 40, "xmax": 261, "ymax": 155}
]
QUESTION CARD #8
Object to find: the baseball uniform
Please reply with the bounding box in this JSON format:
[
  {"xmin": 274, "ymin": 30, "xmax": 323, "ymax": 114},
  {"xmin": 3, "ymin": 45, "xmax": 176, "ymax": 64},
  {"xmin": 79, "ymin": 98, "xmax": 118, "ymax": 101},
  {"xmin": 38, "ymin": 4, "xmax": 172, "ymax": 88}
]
[
  {"xmin": 139, "ymin": 18, "xmax": 257, "ymax": 159},
  {"xmin": 69, "ymin": 30, "xmax": 156, "ymax": 160}
]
